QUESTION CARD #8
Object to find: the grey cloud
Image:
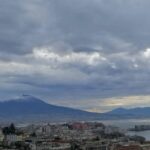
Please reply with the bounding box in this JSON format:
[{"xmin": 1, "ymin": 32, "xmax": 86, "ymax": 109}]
[
  {"xmin": 1, "ymin": 0, "xmax": 150, "ymax": 111},
  {"xmin": 0, "ymin": 0, "xmax": 146, "ymax": 55}
]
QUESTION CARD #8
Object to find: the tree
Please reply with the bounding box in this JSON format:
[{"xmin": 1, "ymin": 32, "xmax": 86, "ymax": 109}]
[
  {"xmin": 30, "ymin": 132, "xmax": 36, "ymax": 137},
  {"xmin": 9, "ymin": 123, "xmax": 16, "ymax": 134},
  {"xmin": 2, "ymin": 123, "xmax": 16, "ymax": 135}
]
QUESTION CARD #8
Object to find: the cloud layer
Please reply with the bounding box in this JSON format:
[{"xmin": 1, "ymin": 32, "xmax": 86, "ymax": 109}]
[{"xmin": 1, "ymin": 0, "xmax": 150, "ymax": 111}]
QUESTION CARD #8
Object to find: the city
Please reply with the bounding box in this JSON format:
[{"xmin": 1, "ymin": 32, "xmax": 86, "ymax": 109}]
[
  {"xmin": 0, "ymin": 122, "xmax": 149, "ymax": 150},
  {"xmin": 1, "ymin": 0, "xmax": 150, "ymax": 150}
]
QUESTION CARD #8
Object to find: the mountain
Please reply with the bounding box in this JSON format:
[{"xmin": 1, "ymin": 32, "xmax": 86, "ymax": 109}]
[
  {"xmin": 0, "ymin": 95, "xmax": 101, "ymax": 123},
  {"xmin": 0, "ymin": 95, "xmax": 150, "ymax": 123},
  {"xmin": 106, "ymin": 107, "xmax": 150, "ymax": 119}
]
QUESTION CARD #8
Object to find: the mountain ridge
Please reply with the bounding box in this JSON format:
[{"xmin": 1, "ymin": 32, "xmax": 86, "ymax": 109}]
[
  {"xmin": 0, "ymin": 95, "xmax": 100, "ymax": 123},
  {"xmin": 0, "ymin": 95, "xmax": 150, "ymax": 123}
]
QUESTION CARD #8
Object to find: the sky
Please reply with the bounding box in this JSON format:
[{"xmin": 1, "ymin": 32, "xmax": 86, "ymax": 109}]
[{"xmin": 1, "ymin": 0, "xmax": 150, "ymax": 112}]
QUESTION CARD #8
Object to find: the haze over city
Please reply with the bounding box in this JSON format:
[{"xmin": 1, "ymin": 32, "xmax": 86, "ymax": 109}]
[{"xmin": 1, "ymin": 0, "xmax": 150, "ymax": 112}]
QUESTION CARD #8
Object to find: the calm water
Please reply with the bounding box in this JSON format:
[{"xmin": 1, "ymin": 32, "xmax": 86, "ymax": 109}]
[
  {"xmin": 102, "ymin": 119, "xmax": 150, "ymax": 128},
  {"xmin": 101, "ymin": 119, "xmax": 150, "ymax": 141},
  {"xmin": 127, "ymin": 130, "xmax": 150, "ymax": 141}
]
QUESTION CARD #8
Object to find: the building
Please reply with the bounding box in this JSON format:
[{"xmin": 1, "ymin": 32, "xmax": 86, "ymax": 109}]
[
  {"xmin": 0, "ymin": 129, "xmax": 4, "ymax": 142},
  {"xmin": 116, "ymin": 145, "xmax": 141, "ymax": 150},
  {"xmin": 5, "ymin": 134, "xmax": 23, "ymax": 144},
  {"xmin": 36, "ymin": 142, "xmax": 71, "ymax": 150}
]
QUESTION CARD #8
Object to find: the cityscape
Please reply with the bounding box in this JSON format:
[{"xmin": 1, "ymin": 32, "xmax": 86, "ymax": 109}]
[
  {"xmin": 0, "ymin": 95, "xmax": 149, "ymax": 149},
  {"xmin": 1, "ymin": 0, "xmax": 150, "ymax": 149},
  {"xmin": 0, "ymin": 121, "xmax": 149, "ymax": 150}
]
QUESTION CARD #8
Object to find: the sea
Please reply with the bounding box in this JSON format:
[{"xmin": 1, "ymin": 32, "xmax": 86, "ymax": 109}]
[{"xmin": 101, "ymin": 119, "xmax": 150, "ymax": 141}]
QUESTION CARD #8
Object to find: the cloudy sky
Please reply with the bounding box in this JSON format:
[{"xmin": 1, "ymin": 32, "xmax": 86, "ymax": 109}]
[{"xmin": 1, "ymin": 0, "xmax": 150, "ymax": 112}]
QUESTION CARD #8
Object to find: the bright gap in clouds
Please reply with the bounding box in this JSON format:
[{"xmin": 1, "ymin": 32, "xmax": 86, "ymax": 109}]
[{"xmin": 84, "ymin": 95, "xmax": 150, "ymax": 113}]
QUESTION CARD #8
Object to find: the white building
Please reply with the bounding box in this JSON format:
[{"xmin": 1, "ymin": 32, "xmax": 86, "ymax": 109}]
[
  {"xmin": 5, "ymin": 134, "xmax": 23, "ymax": 144},
  {"xmin": 0, "ymin": 129, "xmax": 4, "ymax": 142}
]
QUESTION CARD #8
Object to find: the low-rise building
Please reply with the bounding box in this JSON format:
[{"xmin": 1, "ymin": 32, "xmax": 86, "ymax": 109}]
[
  {"xmin": 5, "ymin": 134, "xmax": 23, "ymax": 144},
  {"xmin": 116, "ymin": 144, "xmax": 141, "ymax": 150}
]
